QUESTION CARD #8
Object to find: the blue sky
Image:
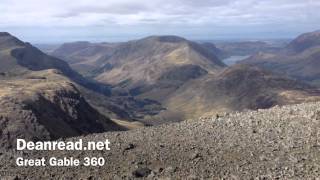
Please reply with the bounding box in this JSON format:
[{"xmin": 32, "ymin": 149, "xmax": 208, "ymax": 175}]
[{"xmin": 1, "ymin": 0, "xmax": 320, "ymax": 43}]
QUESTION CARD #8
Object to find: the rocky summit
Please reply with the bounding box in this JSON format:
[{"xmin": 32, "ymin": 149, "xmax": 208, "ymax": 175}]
[{"xmin": 1, "ymin": 101, "xmax": 320, "ymax": 179}]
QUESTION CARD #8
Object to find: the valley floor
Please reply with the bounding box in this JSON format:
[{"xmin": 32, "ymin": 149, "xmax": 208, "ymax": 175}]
[{"xmin": 1, "ymin": 101, "xmax": 320, "ymax": 179}]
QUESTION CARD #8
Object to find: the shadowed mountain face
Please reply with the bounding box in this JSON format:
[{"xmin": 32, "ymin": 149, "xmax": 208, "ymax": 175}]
[
  {"xmin": 241, "ymin": 30, "xmax": 320, "ymax": 86},
  {"xmin": 200, "ymin": 42, "xmax": 228, "ymax": 60}
]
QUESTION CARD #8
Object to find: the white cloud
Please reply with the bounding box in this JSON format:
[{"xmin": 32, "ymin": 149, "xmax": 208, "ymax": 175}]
[
  {"xmin": 0, "ymin": 0, "xmax": 319, "ymax": 27},
  {"xmin": 1, "ymin": 0, "xmax": 320, "ymax": 42}
]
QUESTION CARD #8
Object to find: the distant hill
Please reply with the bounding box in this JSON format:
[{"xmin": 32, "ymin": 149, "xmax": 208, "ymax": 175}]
[
  {"xmin": 52, "ymin": 35, "xmax": 225, "ymax": 83},
  {"xmin": 241, "ymin": 30, "xmax": 320, "ymax": 86},
  {"xmin": 51, "ymin": 41, "xmax": 120, "ymax": 76},
  {"xmin": 215, "ymin": 40, "xmax": 284, "ymax": 57},
  {"xmin": 286, "ymin": 30, "xmax": 320, "ymax": 53},
  {"xmin": 34, "ymin": 43, "xmax": 61, "ymax": 54}
]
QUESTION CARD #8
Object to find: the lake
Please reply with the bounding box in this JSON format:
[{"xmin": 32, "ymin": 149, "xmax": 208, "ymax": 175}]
[{"xmin": 223, "ymin": 55, "xmax": 250, "ymax": 65}]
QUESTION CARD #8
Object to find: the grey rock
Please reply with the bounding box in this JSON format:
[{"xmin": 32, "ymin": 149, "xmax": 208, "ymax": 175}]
[{"xmin": 132, "ymin": 167, "xmax": 152, "ymax": 178}]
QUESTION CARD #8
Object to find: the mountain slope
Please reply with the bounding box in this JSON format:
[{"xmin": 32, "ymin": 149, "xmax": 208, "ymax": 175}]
[
  {"xmin": 161, "ymin": 65, "xmax": 320, "ymax": 119},
  {"xmin": 0, "ymin": 32, "xmax": 112, "ymax": 96}
]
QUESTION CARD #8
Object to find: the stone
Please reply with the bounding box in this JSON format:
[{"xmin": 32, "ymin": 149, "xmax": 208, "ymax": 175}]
[{"xmin": 132, "ymin": 167, "xmax": 152, "ymax": 178}]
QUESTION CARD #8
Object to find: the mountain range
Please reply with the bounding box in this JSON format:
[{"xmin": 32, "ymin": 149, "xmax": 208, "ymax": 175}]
[
  {"xmin": 50, "ymin": 33, "xmax": 320, "ymax": 122},
  {"xmin": 214, "ymin": 40, "xmax": 286, "ymax": 57},
  {"xmin": 1, "ymin": 30, "xmax": 319, "ymax": 145}
]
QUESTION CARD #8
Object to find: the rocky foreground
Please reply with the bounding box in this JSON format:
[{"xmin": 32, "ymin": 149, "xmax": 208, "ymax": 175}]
[{"xmin": 1, "ymin": 102, "xmax": 320, "ymax": 179}]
